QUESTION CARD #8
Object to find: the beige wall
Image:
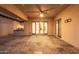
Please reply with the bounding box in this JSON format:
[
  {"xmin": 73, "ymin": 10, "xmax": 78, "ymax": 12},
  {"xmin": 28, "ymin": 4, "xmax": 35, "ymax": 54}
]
[
  {"xmin": 48, "ymin": 19, "xmax": 55, "ymax": 35},
  {"xmin": 24, "ymin": 20, "xmax": 32, "ymax": 35},
  {"xmin": 0, "ymin": 16, "xmax": 21, "ymax": 37},
  {"xmin": 54, "ymin": 5, "xmax": 79, "ymax": 48},
  {"xmin": 24, "ymin": 18, "xmax": 54, "ymax": 35},
  {"xmin": 0, "ymin": 16, "xmax": 14, "ymax": 37}
]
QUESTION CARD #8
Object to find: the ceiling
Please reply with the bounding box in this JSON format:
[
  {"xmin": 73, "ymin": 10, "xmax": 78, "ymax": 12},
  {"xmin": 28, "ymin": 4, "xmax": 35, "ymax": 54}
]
[
  {"xmin": 0, "ymin": 4, "xmax": 70, "ymax": 22},
  {"xmin": 15, "ymin": 4, "xmax": 70, "ymax": 18},
  {"xmin": 0, "ymin": 6, "xmax": 24, "ymax": 22}
]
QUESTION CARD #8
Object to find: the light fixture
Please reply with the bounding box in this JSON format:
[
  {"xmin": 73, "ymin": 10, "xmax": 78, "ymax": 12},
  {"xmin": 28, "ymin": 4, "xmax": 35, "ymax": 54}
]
[
  {"xmin": 65, "ymin": 18, "xmax": 72, "ymax": 23},
  {"xmin": 40, "ymin": 13, "xmax": 44, "ymax": 17}
]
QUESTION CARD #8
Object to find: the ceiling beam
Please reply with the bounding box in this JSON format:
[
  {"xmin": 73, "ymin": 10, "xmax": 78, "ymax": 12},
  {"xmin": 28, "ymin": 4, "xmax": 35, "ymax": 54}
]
[
  {"xmin": 0, "ymin": 14, "xmax": 21, "ymax": 22},
  {"xmin": 0, "ymin": 4, "xmax": 28, "ymax": 21}
]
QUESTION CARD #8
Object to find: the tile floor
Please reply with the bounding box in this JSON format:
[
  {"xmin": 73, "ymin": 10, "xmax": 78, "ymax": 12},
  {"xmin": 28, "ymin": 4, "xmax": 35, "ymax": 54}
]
[{"xmin": 0, "ymin": 35, "xmax": 79, "ymax": 54}]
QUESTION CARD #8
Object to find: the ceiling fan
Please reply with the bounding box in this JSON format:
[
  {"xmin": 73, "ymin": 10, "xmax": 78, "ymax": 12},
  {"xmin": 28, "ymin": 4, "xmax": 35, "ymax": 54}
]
[{"xmin": 25, "ymin": 5, "xmax": 58, "ymax": 17}]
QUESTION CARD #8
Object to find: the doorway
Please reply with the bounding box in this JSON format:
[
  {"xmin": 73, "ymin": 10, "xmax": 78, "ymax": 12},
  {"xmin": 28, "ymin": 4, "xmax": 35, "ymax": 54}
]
[
  {"xmin": 32, "ymin": 22, "xmax": 48, "ymax": 35},
  {"xmin": 55, "ymin": 19, "xmax": 61, "ymax": 38}
]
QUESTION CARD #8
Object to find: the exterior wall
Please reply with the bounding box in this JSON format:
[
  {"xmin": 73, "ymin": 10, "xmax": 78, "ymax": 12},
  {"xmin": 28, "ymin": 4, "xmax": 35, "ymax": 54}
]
[{"xmin": 54, "ymin": 5, "xmax": 79, "ymax": 48}]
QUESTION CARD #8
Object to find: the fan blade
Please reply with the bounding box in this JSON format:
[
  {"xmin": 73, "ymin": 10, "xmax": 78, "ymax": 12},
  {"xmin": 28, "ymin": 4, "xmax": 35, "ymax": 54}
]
[
  {"xmin": 43, "ymin": 7, "xmax": 55, "ymax": 12},
  {"xmin": 36, "ymin": 5, "xmax": 42, "ymax": 12},
  {"xmin": 44, "ymin": 12, "xmax": 49, "ymax": 16}
]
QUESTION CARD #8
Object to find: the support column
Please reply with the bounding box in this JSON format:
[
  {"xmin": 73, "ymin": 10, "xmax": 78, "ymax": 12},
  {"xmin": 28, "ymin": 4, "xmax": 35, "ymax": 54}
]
[{"xmin": 24, "ymin": 21, "xmax": 32, "ymax": 35}]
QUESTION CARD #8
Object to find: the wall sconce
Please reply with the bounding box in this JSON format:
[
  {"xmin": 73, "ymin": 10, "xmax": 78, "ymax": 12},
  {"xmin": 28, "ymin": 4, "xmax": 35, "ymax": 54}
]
[{"xmin": 65, "ymin": 18, "xmax": 72, "ymax": 23}]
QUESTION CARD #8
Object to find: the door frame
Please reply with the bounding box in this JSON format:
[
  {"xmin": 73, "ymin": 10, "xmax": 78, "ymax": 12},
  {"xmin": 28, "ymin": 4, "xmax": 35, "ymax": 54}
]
[
  {"xmin": 32, "ymin": 21, "xmax": 48, "ymax": 35},
  {"xmin": 55, "ymin": 18, "xmax": 61, "ymax": 38}
]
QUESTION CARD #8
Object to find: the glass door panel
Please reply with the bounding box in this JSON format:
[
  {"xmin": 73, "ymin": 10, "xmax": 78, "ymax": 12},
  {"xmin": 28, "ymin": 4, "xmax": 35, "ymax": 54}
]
[
  {"xmin": 55, "ymin": 19, "xmax": 61, "ymax": 38},
  {"xmin": 32, "ymin": 22, "xmax": 35, "ymax": 34},
  {"xmin": 32, "ymin": 22, "xmax": 48, "ymax": 34},
  {"xmin": 40, "ymin": 22, "xmax": 44, "ymax": 34},
  {"xmin": 56, "ymin": 21, "xmax": 58, "ymax": 36},
  {"xmin": 36, "ymin": 22, "xmax": 39, "ymax": 34},
  {"xmin": 44, "ymin": 22, "xmax": 47, "ymax": 34}
]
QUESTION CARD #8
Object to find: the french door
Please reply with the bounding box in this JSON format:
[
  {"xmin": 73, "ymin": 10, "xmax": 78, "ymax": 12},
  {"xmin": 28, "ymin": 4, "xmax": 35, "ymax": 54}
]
[{"xmin": 32, "ymin": 22, "xmax": 48, "ymax": 34}]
